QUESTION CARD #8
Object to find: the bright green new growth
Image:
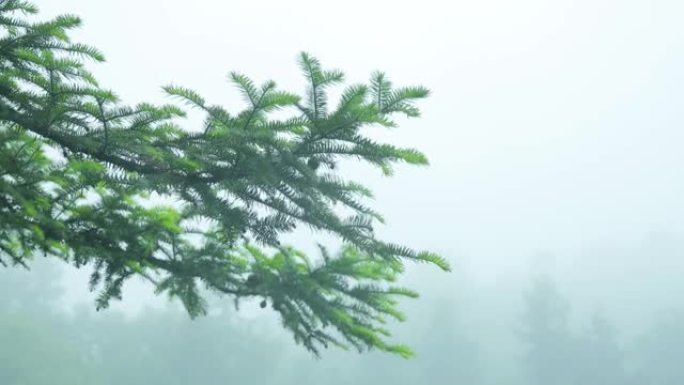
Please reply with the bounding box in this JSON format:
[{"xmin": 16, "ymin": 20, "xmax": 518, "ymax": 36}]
[{"xmin": 0, "ymin": 0, "xmax": 449, "ymax": 357}]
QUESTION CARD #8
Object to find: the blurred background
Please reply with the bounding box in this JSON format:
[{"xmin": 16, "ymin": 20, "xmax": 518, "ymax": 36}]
[{"xmin": 3, "ymin": 0, "xmax": 684, "ymax": 383}]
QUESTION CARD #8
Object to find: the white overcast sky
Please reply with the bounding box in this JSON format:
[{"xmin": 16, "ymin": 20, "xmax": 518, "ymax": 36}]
[{"xmin": 34, "ymin": 0, "xmax": 684, "ymax": 321}]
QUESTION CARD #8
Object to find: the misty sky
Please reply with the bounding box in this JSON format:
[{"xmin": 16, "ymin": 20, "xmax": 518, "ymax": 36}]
[{"xmin": 33, "ymin": 0, "xmax": 684, "ymax": 336}]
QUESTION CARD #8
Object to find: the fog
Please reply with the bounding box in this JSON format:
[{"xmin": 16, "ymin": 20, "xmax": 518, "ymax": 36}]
[{"xmin": 3, "ymin": 0, "xmax": 684, "ymax": 383}]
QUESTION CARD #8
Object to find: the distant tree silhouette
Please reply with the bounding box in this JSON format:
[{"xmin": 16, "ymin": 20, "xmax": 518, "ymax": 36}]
[
  {"xmin": 519, "ymin": 276, "xmax": 636, "ymax": 385},
  {"xmin": 519, "ymin": 276, "xmax": 575, "ymax": 385}
]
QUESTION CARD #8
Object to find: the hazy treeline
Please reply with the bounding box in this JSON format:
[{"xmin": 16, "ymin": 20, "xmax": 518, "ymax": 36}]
[{"xmin": 2, "ymin": 239, "xmax": 682, "ymax": 385}]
